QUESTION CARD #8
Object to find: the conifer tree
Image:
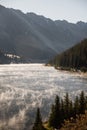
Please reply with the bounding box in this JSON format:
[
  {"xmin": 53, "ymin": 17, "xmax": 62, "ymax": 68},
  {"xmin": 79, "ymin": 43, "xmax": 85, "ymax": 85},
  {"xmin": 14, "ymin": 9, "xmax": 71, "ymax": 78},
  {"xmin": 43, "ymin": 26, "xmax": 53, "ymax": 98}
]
[
  {"xmin": 64, "ymin": 93, "xmax": 70, "ymax": 119},
  {"xmin": 48, "ymin": 104, "xmax": 55, "ymax": 127},
  {"xmin": 54, "ymin": 95, "xmax": 61, "ymax": 128},
  {"xmin": 60, "ymin": 99, "xmax": 65, "ymax": 123},
  {"xmin": 69, "ymin": 100, "xmax": 73, "ymax": 118},
  {"xmin": 74, "ymin": 96, "xmax": 80, "ymax": 117},
  {"xmin": 85, "ymin": 96, "xmax": 87, "ymax": 109},
  {"xmin": 79, "ymin": 91, "xmax": 85, "ymax": 114},
  {"xmin": 32, "ymin": 108, "xmax": 46, "ymax": 130},
  {"xmin": 49, "ymin": 95, "xmax": 61, "ymax": 129}
]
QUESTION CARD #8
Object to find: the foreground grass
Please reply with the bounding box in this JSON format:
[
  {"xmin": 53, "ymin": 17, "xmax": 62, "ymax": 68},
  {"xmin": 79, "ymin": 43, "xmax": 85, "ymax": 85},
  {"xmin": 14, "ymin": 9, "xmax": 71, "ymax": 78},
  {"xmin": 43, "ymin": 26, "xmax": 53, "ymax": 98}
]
[
  {"xmin": 44, "ymin": 111, "xmax": 87, "ymax": 130},
  {"xmin": 60, "ymin": 111, "xmax": 87, "ymax": 130},
  {"xmin": 44, "ymin": 122, "xmax": 53, "ymax": 130}
]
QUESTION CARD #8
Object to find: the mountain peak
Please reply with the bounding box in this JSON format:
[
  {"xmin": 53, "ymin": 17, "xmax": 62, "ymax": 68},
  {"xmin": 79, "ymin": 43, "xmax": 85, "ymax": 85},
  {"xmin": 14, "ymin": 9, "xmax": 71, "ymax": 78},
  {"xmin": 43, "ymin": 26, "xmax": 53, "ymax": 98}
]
[
  {"xmin": 77, "ymin": 21, "xmax": 87, "ymax": 25},
  {"xmin": 0, "ymin": 5, "xmax": 87, "ymax": 62}
]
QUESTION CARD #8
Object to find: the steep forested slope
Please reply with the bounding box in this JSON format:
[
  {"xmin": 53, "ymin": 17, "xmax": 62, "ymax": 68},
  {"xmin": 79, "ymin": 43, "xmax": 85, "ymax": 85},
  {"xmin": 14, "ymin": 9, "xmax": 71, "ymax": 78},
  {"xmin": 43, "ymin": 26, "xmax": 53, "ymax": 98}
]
[{"xmin": 49, "ymin": 39, "xmax": 87, "ymax": 71}]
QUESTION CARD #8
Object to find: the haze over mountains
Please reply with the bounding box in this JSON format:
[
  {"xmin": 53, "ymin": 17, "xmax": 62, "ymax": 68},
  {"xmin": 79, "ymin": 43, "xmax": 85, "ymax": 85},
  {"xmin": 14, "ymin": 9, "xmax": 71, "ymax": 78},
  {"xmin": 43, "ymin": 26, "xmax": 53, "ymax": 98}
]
[{"xmin": 0, "ymin": 5, "xmax": 87, "ymax": 62}]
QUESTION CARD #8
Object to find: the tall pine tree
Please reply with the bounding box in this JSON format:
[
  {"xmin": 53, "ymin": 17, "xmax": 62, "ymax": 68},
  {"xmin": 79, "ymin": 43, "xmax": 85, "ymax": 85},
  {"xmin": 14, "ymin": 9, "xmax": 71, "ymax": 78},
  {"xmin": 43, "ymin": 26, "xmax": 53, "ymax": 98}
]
[
  {"xmin": 74, "ymin": 96, "xmax": 80, "ymax": 117},
  {"xmin": 79, "ymin": 91, "xmax": 86, "ymax": 114},
  {"xmin": 32, "ymin": 108, "xmax": 46, "ymax": 130},
  {"xmin": 49, "ymin": 95, "xmax": 61, "ymax": 129},
  {"xmin": 64, "ymin": 93, "xmax": 70, "ymax": 119}
]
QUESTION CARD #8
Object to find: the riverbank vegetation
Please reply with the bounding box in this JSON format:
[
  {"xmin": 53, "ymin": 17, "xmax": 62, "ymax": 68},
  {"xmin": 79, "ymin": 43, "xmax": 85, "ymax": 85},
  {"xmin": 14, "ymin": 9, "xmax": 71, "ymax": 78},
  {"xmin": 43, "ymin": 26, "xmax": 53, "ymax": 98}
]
[
  {"xmin": 33, "ymin": 91, "xmax": 87, "ymax": 130},
  {"xmin": 48, "ymin": 39, "xmax": 87, "ymax": 72}
]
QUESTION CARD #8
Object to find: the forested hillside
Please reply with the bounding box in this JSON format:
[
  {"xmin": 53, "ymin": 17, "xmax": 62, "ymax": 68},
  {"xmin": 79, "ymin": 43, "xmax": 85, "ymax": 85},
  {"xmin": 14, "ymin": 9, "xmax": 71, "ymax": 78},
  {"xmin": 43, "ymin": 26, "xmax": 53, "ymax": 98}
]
[{"xmin": 49, "ymin": 39, "xmax": 87, "ymax": 72}]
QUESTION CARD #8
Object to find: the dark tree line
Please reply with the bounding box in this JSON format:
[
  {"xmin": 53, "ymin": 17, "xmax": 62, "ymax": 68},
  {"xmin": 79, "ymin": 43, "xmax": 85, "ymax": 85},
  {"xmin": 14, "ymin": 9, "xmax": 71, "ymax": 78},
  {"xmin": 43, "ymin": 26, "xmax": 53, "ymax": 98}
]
[
  {"xmin": 49, "ymin": 39, "xmax": 87, "ymax": 72},
  {"xmin": 32, "ymin": 91, "xmax": 87, "ymax": 130},
  {"xmin": 48, "ymin": 91, "xmax": 86, "ymax": 129},
  {"xmin": 32, "ymin": 108, "xmax": 46, "ymax": 130}
]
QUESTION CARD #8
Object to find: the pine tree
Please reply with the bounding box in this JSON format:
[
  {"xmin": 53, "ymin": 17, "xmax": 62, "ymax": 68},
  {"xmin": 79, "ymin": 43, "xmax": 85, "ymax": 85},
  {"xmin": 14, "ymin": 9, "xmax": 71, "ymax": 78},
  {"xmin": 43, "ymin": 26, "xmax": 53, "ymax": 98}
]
[
  {"xmin": 60, "ymin": 99, "xmax": 65, "ymax": 123},
  {"xmin": 69, "ymin": 100, "xmax": 73, "ymax": 118},
  {"xmin": 49, "ymin": 95, "xmax": 61, "ymax": 129},
  {"xmin": 74, "ymin": 96, "xmax": 80, "ymax": 117},
  {"xmin": 64, "ymin": 93, "xmax": 70, "ymax": 119},
  {"xmin": 48, "ymin": 104, "xmax": 55, "ymax": 127},
  {"xmin": 79, "ymin": 91, "xmax": 86, "ymax": 114},
  {"xmin": 85, "ymin": 96, "xmax": 87, "ymax": 109},
  {"xmin": 32, "ymin": 108, "xmax": 46, "ymax": 130},
  {"xmin": 54, "ymin": 95, "xmax": 61, "ymax": 128}
]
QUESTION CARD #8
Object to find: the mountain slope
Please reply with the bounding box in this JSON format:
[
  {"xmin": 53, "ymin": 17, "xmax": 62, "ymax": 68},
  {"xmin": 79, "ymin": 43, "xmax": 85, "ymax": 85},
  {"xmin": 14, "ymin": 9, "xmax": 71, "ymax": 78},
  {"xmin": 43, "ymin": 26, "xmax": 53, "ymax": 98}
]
[
  {"xmin": 0, "ymin": 50, "xmax": 24, "ymax": 64},
  {"xmin": 0, "ymin": 5, "xmax": 87, "ymax": 62},
  {"xmin": 49, "ymin": 39, "xmax": 87, "ymax": 71},
  {"xmin": 0, "ymin": 50, "xmax": 11, "ymax": 64}
]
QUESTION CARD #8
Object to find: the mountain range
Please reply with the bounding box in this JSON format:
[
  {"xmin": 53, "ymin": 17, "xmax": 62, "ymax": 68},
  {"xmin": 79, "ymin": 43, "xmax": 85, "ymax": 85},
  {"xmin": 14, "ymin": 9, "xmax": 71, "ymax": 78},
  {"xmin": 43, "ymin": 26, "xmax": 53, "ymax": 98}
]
[{"xmin": 0, "ymin": 5, "xmax": 87, "ymax": 62}]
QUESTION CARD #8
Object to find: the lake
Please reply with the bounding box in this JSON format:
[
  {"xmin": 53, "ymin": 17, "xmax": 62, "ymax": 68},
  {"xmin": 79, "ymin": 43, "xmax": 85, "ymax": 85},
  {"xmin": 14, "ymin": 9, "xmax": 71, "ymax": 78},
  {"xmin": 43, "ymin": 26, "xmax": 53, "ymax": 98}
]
[{"xmin": 0, "ymin": 64, "xmax": 87, "ymax": 129}]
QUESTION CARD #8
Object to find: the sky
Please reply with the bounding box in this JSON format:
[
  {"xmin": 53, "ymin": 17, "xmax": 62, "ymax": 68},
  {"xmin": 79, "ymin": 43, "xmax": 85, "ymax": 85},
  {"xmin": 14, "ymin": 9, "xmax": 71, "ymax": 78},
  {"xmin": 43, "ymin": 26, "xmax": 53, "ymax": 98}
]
[{"xmin": 0, "ymin": 0, "xmax": 87, "ymax": 23}]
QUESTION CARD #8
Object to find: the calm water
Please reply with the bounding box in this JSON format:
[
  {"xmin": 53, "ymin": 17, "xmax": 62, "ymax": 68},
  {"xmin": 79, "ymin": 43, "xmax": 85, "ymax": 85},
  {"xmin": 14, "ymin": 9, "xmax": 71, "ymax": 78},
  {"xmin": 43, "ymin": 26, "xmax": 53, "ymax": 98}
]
[{"xmin": 0, "ymin": 64, "xmax": 87, "ymax": 129}]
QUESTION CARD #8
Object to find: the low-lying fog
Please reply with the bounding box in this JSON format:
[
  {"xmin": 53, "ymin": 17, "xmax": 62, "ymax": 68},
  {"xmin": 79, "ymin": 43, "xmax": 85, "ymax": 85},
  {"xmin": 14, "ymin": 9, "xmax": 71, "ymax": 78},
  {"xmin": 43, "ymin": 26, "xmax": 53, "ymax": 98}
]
[{"xmin": 0, "ymin": 64, "xmax": 87, "ymax": 130}]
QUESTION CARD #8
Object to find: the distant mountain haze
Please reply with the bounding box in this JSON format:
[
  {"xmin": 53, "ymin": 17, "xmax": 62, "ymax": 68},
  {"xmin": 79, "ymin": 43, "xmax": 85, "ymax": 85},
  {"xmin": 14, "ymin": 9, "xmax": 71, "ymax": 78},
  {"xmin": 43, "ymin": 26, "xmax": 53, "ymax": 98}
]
[{"xmin": 0, "ymin": 5, "xmax": 87, "ymax": 62}]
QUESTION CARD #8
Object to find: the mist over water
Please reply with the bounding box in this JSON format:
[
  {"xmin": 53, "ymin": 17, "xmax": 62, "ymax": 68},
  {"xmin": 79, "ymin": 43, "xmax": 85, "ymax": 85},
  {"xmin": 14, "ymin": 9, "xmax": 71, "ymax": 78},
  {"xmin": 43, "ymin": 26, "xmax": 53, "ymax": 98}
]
[{"xmin": 0, "ymin": 64, "xmax": 87, "ymax": 129}]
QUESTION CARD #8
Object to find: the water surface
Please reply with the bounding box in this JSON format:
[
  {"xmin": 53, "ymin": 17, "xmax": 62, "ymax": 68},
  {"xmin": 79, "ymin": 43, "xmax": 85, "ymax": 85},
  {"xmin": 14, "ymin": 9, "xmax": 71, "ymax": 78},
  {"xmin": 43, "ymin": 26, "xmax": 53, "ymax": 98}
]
[{"xmin": 0, "ymin": 64, "xmax": 87, "ymax": 129}]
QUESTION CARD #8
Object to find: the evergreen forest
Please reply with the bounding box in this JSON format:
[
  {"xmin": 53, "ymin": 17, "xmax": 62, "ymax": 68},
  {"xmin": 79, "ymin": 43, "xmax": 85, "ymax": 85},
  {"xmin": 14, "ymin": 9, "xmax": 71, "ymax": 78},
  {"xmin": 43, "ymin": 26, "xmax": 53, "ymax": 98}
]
[
  {"xmin": 48, "ymin": 39, "xmax": 87, "ymax": 72},
  {"xmin": 32, "ymin": 91, "xmax": 87, "ymax": 130}
]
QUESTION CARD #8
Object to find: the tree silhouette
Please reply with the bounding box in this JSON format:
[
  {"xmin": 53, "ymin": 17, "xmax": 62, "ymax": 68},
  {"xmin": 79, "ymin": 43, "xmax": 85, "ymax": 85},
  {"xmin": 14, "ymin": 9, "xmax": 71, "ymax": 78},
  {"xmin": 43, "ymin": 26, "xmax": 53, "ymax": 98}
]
[
  {"xmin": 32, "ymin": 108, "xmax": 46, "ymax": 130},
  {"xmin": 74, "ymin": 96, "xmax": 80, "ymax": 117},
  {"xmin": 49, "ymin": 95, "xmax": 61, "ymax": 129},
  {"xmin": 79, "ymin": 91, "xmax": 86, "ymax": 114},
  {"xmin": 64, "ymin": 93, "xmax": 70, "ymax": 119},
  {"xmin": 49, "ymin": 39, "xmax": 87, "ymax": 72}
]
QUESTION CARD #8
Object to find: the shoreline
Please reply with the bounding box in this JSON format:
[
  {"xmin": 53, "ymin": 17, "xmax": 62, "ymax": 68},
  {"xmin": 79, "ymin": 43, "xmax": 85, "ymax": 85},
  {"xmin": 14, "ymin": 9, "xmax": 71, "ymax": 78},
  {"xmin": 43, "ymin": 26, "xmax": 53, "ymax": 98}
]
[{"xmin": 46, "ymin": 64, "xmax": 87, "ymax": 77}]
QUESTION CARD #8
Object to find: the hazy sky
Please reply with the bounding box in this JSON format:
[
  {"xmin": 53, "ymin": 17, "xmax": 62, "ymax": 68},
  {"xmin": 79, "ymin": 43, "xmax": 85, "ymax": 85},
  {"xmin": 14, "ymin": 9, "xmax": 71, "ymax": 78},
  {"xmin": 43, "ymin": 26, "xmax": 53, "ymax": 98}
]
[{"xmin": 0, "ymin": 0, "xmax": 87, "ymax": 23}]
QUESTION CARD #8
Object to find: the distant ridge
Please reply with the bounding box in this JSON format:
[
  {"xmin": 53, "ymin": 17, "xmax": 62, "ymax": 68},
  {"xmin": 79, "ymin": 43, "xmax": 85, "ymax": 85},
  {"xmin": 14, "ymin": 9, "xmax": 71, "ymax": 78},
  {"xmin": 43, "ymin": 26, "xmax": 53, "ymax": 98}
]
[
  {"xmin": 0, "ymin": 5, "xmax": 87, "ymax": 62},
  {"xmin": 48, "ymin": 39, "xmax": 87, "ymax": 72}
]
